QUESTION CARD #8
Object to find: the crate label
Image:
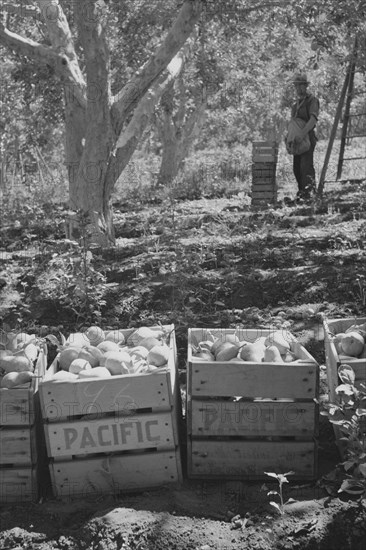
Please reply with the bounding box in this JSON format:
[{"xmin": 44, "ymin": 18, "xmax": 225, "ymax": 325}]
[
  {"xmin": 192, "ymin": 400, "xmax": 315, "ymax": 436},
  {"xmin": 45, "ymin": 412, "xmax": 175, "ymax": 457}
]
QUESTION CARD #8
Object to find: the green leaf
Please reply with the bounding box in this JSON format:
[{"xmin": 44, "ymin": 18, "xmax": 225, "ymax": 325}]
[
  {"xmin": 338, "ymin": 479, "xmax": 365, "ymax": 495},
  {"xmin": 270, "ymin": 501, "xmax": 283, "ymax": 514},
  {"xmin": 338, "ymin": 364, "xmax": 356, "ymax": 386}
]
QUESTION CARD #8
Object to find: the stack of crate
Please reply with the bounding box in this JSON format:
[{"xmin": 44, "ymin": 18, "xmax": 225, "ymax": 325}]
[
  {"xmin": 39, "ymin": 325, "xmax": 182, "ymax": 499},
  {"xmin": 187, "ymin": 328, "xmax": 319, "ymax": 480},
  {"xmin": 0, "ymin": 349, "xmax": 46, "ymax": 503},
  {"xmin": 323, "ymin": 316, "xmax": 366, "ymax": 458},
  {"xmin": 251, "ymin": 141, "xmax": 278, "ymax": 207}
]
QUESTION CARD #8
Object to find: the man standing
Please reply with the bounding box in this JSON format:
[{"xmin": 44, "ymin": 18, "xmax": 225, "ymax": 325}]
[{"xmin": 291, "ymin": 73, "xmax": 320, "ymax": 200}]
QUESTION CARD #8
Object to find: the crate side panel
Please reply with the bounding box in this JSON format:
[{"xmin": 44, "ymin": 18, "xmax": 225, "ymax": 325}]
[
  {"xmin": 0, "ymin": 466, "xmax": 37, "ymax": 503},
  {"xmin": 189, "ymin": 440, "xmax": 316, "ymax": 479},
  {"xmin": 0, "ymin": 388, "xmax": 33, "ymax": 426},
  {"xmin": 189, "ymin": 362, "xmax": 318, "ymax": 399},
  {"xmin": 50, "ymin": 451, "xmax": 181, "ymax": 498},
  {"xmin": 40, "ymin": 370, "xmax": 171, "ymax": 421},
  {"xmin": 0, "ymin": 426, "xmax": 36, "ymax": 465},
  {"xmin": 191, "ymin": 400, "xmax": 316, "ymax": 437},
  {"xmin": 44, "ymin": 411, "xmax": 176, "ymax": 458}
]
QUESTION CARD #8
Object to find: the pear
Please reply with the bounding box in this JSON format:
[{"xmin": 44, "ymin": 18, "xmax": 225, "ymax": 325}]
[
  {"xmin": 50, "ymin": 370, "xmax": 79, "ymax": 381},
  {"xmin": 84, "ymin": 326, "xmax": 105, "ymax": 346},
  {"xmin": 333, "ymin": 333, "xmax": 346, "ymax": 354},
  {"xmin": 147, "ymin": 344, "xmax": 170, "ymax": 367},
  {"xmin": 97, "ymin": 340, "xmax": 121, "ymax": 354},
  {"xmin": 105, "ymin": 330, "xmax": 126, "ymax": 345},
  {"xmin": 127, "ymin": 327, "xmax": 162, "ymax": 347},
  {"xmin": 264, "ymin": 330, "xmax": 292, "ymax": 354},
  {"xmin": 198, "ymin": 340, "xmax": 215, "ymax": 352},
  {"xmin": 139, "ymin": 337, "xmax": 162, "ymax": 351},
  {"xmin": 215, "ymin": 341, "xmax": 240, "ymax": 362},
  {"xmin": 59, "ymin": 346, "xmax": 83, "ymax": 371},
  {"xmin": 193, "ymin": 350, "xmax": 215, "ymax": 361},
  {"xmin": 263, "ymin": 346, "xmax": 282, "ymax": 363},
  {"xmin": 1, "ymin": 371, "xmax": 37, "ymax": 388},
  {"xmin": 340, "ymin": 332, "xmax": 365, "ymax": 357},
  {"xmin": 211, "ymin": 334, "xmax": 240, "ymax": 356},
  {"xmin": 240, "ymin": 342, "xmax": 265, "ymax": 362},
  {"xmin": 69, "ymin": 358, "xmax": 92, "ymax": 374},
  {"xmin": 0, "ymin": 355, "xmax": 33, "ymax": 373},
  {"xmin": 78, "ymin": 367, "xmax": 112, "ymax": 379},
  {"xmin": 77, "ymin": 346, "xmax": 103, "ymax": 368},
  {"xmin": 104, "ymin": 350, "xmax": 131, "ymax": 375}
]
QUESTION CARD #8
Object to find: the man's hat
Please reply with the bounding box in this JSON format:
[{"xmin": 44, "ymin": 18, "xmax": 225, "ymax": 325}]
[{"xmin": 292, "ymin": 72, "xmax": 309, "ymax": 85}]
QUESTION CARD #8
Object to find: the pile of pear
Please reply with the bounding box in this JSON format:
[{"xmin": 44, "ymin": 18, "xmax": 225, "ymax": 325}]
[
  {"xmin": 0, "ymin": 332, "xmax": 40, "ymax": 389},
  {"xmin": 332, "ymin": 323, "xmax": 366, "ymax": 359},
  {"xmin": 192, "ymin": 330, "xmax": 306, "ymax": 364},
  {"xmin": 48, "ymin": 325, "xmax": 171, "ymax": 382}
]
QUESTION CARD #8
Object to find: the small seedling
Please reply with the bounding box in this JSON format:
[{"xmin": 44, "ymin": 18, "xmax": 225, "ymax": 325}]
[{"xmin": 264, "ymin": 471, "xmax": 295, "ymax": 515}]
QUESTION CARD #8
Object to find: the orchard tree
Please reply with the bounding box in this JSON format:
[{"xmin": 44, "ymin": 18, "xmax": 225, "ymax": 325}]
[{"xmin": 0, "ymin": 0, "xmax": 204, "ymax": 245}]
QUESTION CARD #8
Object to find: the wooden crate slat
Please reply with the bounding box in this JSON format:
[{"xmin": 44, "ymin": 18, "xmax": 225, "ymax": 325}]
[
  {"xmin": 252, "ymin": 161, "xmax": 277, "ymax": 169},
  {"xmin": 191, "ymin": 400, "xmax": 317, "ymax": 437},
  {"xmin": 189, "ymin": 362, "xmax": 317, "ymax": 399},
  {"xmin": 0, "ymin": 388, "xmax": 34, "ymax": 426},
  {"xmin": 0, "ymin": 426, "xmax": 37, "ymax": 465},
  {"xmin": 50, "ymin": 450, "xmax": 181, "ymax": 499},
  {"xmin": 188, "ymin": 440, "xmax": 317, "ymax": 480},
  {"xmin": 0, "ymin": 466, "xmax": 37, "ymax": 503},
  {"xmin": 44, "ymin": 410, "xmax": 177, "ymax": 458},
  {"xmin": 252, "ymin": 188, "xmax": 276, "ymax": 194},
  {"xmin": 40, "ymin": 368, "xmax": 173, "ymax": 421},
  {"xmin": 252, "ymin": 154, "xmax": 277, "ymax": 162}
]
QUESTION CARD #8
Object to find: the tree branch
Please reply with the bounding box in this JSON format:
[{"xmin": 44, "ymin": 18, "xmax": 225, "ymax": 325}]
[
  {"xmin": 115, "ymin": 53, "xmax": 185, "ymax": 150},
  {"xmin": 111, "ymin": 0, "xmax": 203, "ymax": 132},
  {"xmin": 36, "ymin": 0, "xmax": 86, "ymax": 103},
  {"xmin": 0, "ymin": 22, "xmax": 87, "ymax": 108}
]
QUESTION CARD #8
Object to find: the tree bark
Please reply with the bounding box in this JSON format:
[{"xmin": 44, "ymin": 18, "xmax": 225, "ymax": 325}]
[{"xmin": 157, "ymin": 73, "xmax": 207, "ymax": 187}]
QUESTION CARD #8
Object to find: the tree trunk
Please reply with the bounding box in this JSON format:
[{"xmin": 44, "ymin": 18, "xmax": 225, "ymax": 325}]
[
  {"xmin": 0, "ymin": 0, "xmax": 204, "ymax": 246},
  {"xmin": 157, "ymin": 74, "xmax": 207, "ymax": 187}
]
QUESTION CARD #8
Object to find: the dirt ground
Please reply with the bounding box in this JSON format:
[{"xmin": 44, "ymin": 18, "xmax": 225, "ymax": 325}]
[{"xmin": 1, "ymin": 181, "xmax": 366, "ymax": 549}]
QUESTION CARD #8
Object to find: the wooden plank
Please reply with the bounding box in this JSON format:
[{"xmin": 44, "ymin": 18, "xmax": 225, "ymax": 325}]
[
  {"xmin": 252, "ymin": 185, "xmax": 276, "ymax": 193},
  {"xmin": 188, "ymin": 362, "xmax": 318, "ymax": 399},
  {"xmin": 50, "ymin": 450, "xmax": 181, "ymax": 499},
  {"xmin": 188, "ymin": 440, "xmax": 317, "ymax": 480},
  {"xmin": 40, "ymin": 369, "xmax": 172, "ymax": 421},
  {"xmin": 0, "ymin": 466, "xmax": 37, "ymax": 503},
  {"xmin": 252, "ymin": 162, "xmax": 277, "ymax": 169},
  {"xmin": 44, "ymin": 411, "xmax": 177, "ymax": 458},
  {"xmin": 191, "ymin": 400, "xmax": 317, "ymax": 437},
  {"xmin": 0, "ymin": 426, "xmax": 37, "ymax": 465},
  {"xmin": 252, "ymin": 154, "xmax": 277, "ymax": 162},
  {"xmin": 0, "ymin": 388, "xmax": 34, "ymax": 426}
]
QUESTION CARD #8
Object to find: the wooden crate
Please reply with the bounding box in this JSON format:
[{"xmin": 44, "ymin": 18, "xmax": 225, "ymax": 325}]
[
  {"xmin": 39, "ymin": 325, "xmax": 183, "ymax": 499},
  {"xmin": 251, "ymin": 142, "xmax": 278, "ymax": 206},
  {"xmin": 0, "ymin": 347, "xmax": 47, "ymax": 503},
  {"xmin": 187, "ymin": 328, "xmax": 319, "ymax": 480},
  {"xmin": 323, "ymin": 317, "xmax": 366, "ymax": 397},
  {"xmin": 323, "ymin": 317, "xmax": 366, "ymax": 458}
]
